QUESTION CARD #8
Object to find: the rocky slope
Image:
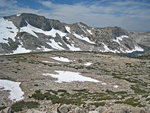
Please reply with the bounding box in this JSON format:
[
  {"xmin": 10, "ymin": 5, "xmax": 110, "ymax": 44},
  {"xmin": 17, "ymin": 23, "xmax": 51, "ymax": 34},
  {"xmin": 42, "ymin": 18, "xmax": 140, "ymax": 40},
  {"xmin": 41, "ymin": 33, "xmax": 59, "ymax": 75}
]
[
  {"xmin": 0, "ymin": 51, "xmax": 150, "ymax": 113},
  {"xmin": 0, "ymin": 13, "xmax": 148, "ymax": 54}
]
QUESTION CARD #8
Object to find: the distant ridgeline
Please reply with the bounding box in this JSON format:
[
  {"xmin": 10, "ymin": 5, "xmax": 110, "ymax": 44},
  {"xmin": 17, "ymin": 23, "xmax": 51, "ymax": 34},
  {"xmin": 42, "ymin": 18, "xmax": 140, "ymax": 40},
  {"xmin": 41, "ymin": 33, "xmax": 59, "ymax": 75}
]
[{"xmin": 0, "ymin": 13, "xmax": 149, "ymax": 55}]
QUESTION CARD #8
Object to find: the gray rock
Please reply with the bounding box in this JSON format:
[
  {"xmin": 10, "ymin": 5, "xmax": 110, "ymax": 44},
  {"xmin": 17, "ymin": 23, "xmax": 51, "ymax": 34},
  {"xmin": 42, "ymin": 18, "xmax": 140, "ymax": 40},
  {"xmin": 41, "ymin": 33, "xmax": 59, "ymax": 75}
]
[
  {"xmin": 95, "ymin": 106, "xmax": 107, "ymax": 113},
  {"xmin": 1, "ymin": 13, "xmax": 149, "ymax": 54},
  {"xmin": 58, "ymin": 104, "xmax": 71, "ymax": 113}
]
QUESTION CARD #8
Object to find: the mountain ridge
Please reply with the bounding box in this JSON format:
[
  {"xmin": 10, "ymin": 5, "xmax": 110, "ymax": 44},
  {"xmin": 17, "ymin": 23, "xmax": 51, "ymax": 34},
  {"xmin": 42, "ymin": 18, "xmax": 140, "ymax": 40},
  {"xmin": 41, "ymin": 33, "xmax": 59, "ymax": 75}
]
[{"xmin": 0, "ymin": 13, "xmax": 149, "ymax": 54}]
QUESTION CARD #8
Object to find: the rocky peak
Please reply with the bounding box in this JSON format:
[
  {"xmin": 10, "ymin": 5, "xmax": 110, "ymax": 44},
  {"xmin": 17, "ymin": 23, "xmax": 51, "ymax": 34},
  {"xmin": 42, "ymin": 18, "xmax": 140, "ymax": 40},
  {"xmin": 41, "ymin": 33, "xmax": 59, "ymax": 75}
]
[
  {"xmin": 4, "ymin": 13, "xmax": 67, "ymax": 32},
  {"xmin": 0, "ymin": 13, "xmax": 148, "ymax": 54}
]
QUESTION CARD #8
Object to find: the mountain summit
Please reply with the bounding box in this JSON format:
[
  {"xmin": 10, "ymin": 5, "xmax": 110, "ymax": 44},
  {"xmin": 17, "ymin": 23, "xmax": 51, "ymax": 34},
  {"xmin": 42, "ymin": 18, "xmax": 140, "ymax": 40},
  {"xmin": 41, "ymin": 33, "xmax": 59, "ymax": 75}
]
[{"xmin": 0, "ymin": 13, "xmax": 148, "ymax": 54}]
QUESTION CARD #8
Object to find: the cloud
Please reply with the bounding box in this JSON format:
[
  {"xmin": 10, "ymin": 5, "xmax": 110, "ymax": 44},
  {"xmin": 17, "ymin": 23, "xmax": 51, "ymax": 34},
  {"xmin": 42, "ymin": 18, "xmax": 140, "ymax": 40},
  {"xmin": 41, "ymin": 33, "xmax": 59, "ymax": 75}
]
[
  {"xmin": 0, "ymin": 0, "xmax": 39, "ymax": 17},
  {"xmin": 37, "ymin": 0, "xmax": 150, "ymax": 32},
  {"xmin": 39, "ymin": 0, "xmax": 52, "ymax": 8},
  {"xmin": 0, "ymin": 0, "xmax": 17, "ymax": 7},
  {"xmin": 0, "ymin": 0, "xmax": 150, "ymax": 32}
]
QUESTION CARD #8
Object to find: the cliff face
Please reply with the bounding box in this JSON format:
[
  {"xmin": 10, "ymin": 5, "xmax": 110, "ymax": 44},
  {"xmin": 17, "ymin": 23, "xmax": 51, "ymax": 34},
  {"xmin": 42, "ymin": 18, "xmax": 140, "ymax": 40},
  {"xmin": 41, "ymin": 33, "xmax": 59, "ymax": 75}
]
[{"xmin": 0, "ymin": 13, "xmax": 148, "ymax": 54}]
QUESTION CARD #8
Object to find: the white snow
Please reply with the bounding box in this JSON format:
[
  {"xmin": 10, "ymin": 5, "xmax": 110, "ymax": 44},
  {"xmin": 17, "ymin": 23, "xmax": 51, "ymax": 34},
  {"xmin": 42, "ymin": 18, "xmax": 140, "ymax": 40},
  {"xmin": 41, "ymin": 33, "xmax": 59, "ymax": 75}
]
[
  {"xmin": 66, "ymin": 43, "xmax": 81, "ymax": 51},
  {"xmin": 0, "ymin": 79, "xmax": 24, "ymax": 101},
  {"xmin": 101, "ymin": 43, "xmax": 120, "ymax": 53},
  {"xmin": 78, "ymin": 23, "xmax": 86, "ymax": 33},
  {"xmin": 124, "ymin": 45, "xmax": 144, "ymax": 53},
  {"xmin": 113, "ymin": 35, "xmax": 129, "ymax": 44},
  {"xmin": 13, "ymin": 45, "xmax": 31, "ymax": 54},
  {"xmin": 101, "ymin": 82, "xmax": 107, "ymax": 85},
  {"xmin": 47, "ymin": 39, "xmax": 65, "ymax": 50},
  {"xmin": 0, "ymin": 18, "xmax": 18, "ymax": 43},
  {"xmin": 87, "ymin": 29, "xmax": 92, "ymax": 35},
  {"xmin": 16, "ymin": 14, "xmax": 21, "ymax": 16},
  {"xmin": 41, "ymin": 46, "xmax": 52, "ymax": 51},
  {"xmin": 43, "ymin": 71, "xmax": 99, "ymax": 83},
  {"xmin": 66, "ymin": 37, "xmax": 70, "ymax": 40},
  {"xmin": 134, "ymin": 45, "xmax": 144, "ymax": 51},
  {"xmin": 64, "ymin": 37, "xmax": 81, "ymax": 51},
  {"xmin": 20, "ymin": 21, "xmax": 66, "ymax": 38},
  {"xmin": 20, "ymin": 22, "xmax": 38, "ymax": 37},
  {"xmin": 84, "ymin": 62, "xmax": 92, "ymax": 66},
  {"xmin": 65, "ymin": 26, "xmax": 71, "ymax": 33},
  {"xmin": 51, "ymin": 56, "xmax": 70, "ymax": 62},
  {"xmin": 113, "ymin": 85, "xmax": 119, "ymax": 88},
  {"xmin": 73, "ymin": 33, "xmax": 95, "ymax": 44},
  {"xmin": 36, "ymin": 46, "xmax": 52, "ymax": 51},
  {"xmin": 42, "ymin": 61, "xmax": 51, "ymax": 63}
]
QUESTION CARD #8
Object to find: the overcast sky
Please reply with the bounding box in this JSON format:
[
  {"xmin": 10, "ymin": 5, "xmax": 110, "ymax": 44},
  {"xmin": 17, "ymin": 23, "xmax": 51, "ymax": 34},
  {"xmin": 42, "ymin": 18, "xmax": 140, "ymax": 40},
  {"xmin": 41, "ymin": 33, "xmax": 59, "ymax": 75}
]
[{"xmin": 0, "ymin": 0, "xmax": 150, "ymax": 32}]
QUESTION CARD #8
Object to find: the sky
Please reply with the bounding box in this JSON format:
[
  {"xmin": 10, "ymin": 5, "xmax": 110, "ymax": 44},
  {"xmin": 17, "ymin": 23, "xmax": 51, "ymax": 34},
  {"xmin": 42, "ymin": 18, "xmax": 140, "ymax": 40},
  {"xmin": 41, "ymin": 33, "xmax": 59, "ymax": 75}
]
[{"xmin": 0, "ymin": 0, "xmax": 150, "ymax": 32}]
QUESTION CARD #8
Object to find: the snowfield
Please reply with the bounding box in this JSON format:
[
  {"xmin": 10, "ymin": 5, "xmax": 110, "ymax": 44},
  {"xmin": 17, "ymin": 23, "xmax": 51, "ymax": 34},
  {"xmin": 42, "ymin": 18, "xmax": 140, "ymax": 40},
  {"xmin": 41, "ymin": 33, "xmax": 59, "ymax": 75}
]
[
  {"xmin": 43, "ymin": 71, "xmax": 99, "ymax": 83},
  {"xmin": 65, "ymin": 26, "xmax": 71, "ymax": 33},
  {"xmin": 20, "ymin": 21, "xmax": 66, "ymax": 38},
  {"xmin": 124, "ymin": 45, "xmax": 144, "ymax": 53},
  {"xmin": 0, "ymin": 18, "xmax": 18, "ymax": 43},
  {"xmin": 87, "ymin": 29, "xmax": 92, "ymax": 35},
  {"xmin": 73, "ymin": 33, "xmax": 95, "ymax": 44},
  {"xmin": 13, "ymin": 45, "xmax": 31, "ymax": 54},
  {"xmin": 0, "ymin": 79, "xmax": 24, "ymax": 101},
  {"xmin": 51, "ymin": 56, "xmax": 71, "ymax": 62},
  {"xmin": 101, "ymin": 43, "xmax": 120, "ymax": 53},
  {"xmin": 47, "ymin": 39, "xmax": 65, "ymax": 50},
  {"xmin": 102, "ymin": 42, "xmax": 144, "ymax": 53},
  {"xmin": 113, "ymin": 35, "xmax": 129, "ymax": 44}
]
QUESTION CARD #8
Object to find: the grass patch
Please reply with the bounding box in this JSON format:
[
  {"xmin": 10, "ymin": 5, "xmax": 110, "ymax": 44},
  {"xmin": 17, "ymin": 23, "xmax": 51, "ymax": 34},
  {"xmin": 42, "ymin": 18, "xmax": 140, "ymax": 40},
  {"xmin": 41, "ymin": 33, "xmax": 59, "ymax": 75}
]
[
  {"xmin": 31, "ymin": 89, "xmax": 120, "ymax": 106},
  {"xmin": 90, "ymin": 102, "xmax": 105, "ymax": 107},
  {"xmin": 115, "ymin": 98, "xmax": 144, "ymax": 107},
  {"xmin": 131, "ymin": 85, "xmax": 147, "ymax": 94},
  {"xmin": 11, "ymin": 101, "xmax": 39, "ymax": 112}
]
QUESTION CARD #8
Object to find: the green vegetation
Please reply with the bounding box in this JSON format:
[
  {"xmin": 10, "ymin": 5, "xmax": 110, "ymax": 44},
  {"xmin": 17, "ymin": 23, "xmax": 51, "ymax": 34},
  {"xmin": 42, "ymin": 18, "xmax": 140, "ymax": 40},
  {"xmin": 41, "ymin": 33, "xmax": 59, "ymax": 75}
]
[
  {"xmin": 146, "ymin": 98, "xmax": 150, "ymax": 101},
  {"xmin": 31, "ymin": 90, "xmax": 85, "ymax": 105},
  {"xmin": 115, "ymin": 98, "xmax": 145, "ymax": 107},
  {"xmin": 0, "ymin": 106, "xmax": 6, "ymax": 111},
  {"xmin": 131, "ymin": 85, "xmax": 147, "ymax": 94},
  {"xmin": 31, "ymin": 89, "xmax": 136, "ymax": 107},
  {"xmin": 31, "ymin": 89, "xmax": 120, "ymax": 106},
  {"xmin": 11, "ymin": 101, "xmax": 39, "ymax": 112},
  {"xmin": 90, "ymin": 102, "xmax": 105, "ymax": 107}
]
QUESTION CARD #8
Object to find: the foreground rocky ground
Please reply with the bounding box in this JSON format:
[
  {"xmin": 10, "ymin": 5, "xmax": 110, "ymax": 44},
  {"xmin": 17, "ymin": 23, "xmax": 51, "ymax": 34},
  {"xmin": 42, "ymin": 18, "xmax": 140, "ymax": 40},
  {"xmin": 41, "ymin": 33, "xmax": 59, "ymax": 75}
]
[{"xmin": 0, "ymin": 51, "xmax": 150, "ymax": 113}]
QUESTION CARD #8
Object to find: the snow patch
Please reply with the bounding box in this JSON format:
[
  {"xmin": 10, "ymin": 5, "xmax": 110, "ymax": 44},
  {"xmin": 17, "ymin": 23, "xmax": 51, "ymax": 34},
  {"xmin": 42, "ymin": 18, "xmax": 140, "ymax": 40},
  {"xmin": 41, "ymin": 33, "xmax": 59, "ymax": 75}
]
[
  {"xmin": 113, "ymin": 35, "xmax": 129, "ymax": 44},
  {"xmin": 124, "ymin": 45, "xmax": 144, "ymax": 53},
  {"xmin": 113, "ymin": 85, "xmax": 119, "ymax": 88},
  {"xmin": 101, "ymin": 82, "xmax": 107, "ymax": 85},
  {"xmin": 47, "ymin": 39, "xmax": 65, "ymax": 50},
  {"xmin": 13, "ymin": 45, "xmax": 31, "ymax": 54},
  {"xmin": 16, "ymin": 14, "xmax": 21, "ymax": 16},
  {"xmin": 65, "ymin": 26, "xmax": 71, "ymax": 33},
  {"xmin": 66, "ymin": 43, "xmax": 81, "ymax": 51},
  {"xmin": 78, "ymin": 23, "xmax": 86, "ymax": 33},
  {"xmin": 64, "ymin": 37, "xmax": 81, "ymax": 51},
  {"xmin": 43, "ymin": 71, "xmax": 99, "ymax": 83},
  {"xmin": 84, "ymin": 62, "xmax": 92, "ymax": 66},
  {"xmin": 20, "ymin": 22, "xmax": 66, "ymax": 38},
  {"xmin": 0, "ymin": 18, "xmax": 18, "ymax": 43},
  {"xmin": 51, "ymin": 56, "xmax": 70, "ymax": 62},
  {"xmin": 74, "ymin": 33, "xmax": 95, "ymax": 44},
  {"xmin": 87, "ymin": 29, "xmax": 92, "ymax": 35},
  {"xmin": 41, "ymin": 46, "xmax": 52, "ymax": 51},
  {"xmin": 0, "ymin": 79, "xmax": 24, "ymax": 101},
  {"xmin": 101, "ymin": 43, "xmax": 120, "ymax": 53}
]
